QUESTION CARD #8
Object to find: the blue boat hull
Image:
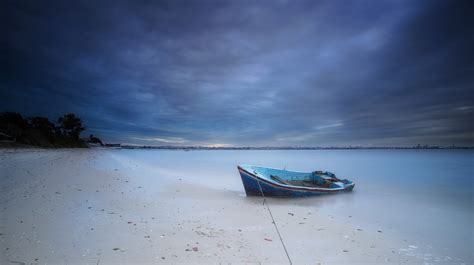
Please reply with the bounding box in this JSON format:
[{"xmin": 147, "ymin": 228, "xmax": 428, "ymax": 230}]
[{"xmin": 238, "ymin": 166, "xmax": 354, "ymax": 197}]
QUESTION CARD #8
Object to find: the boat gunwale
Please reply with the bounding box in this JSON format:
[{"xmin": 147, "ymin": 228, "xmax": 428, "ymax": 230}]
[
  {"xmin": 237, "ymin": 165, "xmax": 354, "ymax": 193},
  {"xmin": 239, "ymin": 164, "xmax": 324, "ymax": 175}
]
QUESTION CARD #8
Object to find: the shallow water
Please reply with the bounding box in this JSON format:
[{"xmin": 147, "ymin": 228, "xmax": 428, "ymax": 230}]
[{"xmin": 111, "ymin": 149, "xmax": 473, "ymax": 262}]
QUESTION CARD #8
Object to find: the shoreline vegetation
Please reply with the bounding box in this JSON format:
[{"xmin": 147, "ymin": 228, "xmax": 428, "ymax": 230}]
[{"xmin": 0, "ymin": 112, "xmax": 102, "ymax": 148}]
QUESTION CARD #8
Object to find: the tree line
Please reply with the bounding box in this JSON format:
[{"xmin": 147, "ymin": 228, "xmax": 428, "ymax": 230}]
[{"xmin": 0, "ymin": 112, "xmax": 93, "ymax": 148}]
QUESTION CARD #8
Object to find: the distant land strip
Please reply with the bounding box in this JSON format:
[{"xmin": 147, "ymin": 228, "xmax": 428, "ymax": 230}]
[{"xmin": 110, "ymin": 144, "xmax": 474, "ymax": 150}]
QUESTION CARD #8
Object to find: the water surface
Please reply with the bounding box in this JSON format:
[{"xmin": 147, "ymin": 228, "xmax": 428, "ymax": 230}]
[{"xmin": 112, "ymin": 149, "xmax": 473, "ymax": 262}]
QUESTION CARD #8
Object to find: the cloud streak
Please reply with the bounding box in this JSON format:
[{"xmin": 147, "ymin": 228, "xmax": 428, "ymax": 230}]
[{"xmin": 132, "ymin": 137, "xmax": 188, "ymax": 144}]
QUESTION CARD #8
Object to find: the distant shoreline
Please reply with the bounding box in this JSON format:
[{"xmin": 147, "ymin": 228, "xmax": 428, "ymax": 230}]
[
  {"xmin": 115, "ymin": 145, "xmax": 474, "ymax": 150},
  {"xmin": 2, "ymin": 141, "xmax": 472, "ymax": 150}
]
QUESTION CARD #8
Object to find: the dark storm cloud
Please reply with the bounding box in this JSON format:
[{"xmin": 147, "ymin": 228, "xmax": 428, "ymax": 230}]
[{"xmin": 1, "ymin": 0, "xmax": 473, "ymax": 146}]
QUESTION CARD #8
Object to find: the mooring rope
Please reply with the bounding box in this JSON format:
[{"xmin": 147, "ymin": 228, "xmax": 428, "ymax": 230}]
[{"xmin": 256, "ymin": 177, "xmax": 293, "ymax": 265}]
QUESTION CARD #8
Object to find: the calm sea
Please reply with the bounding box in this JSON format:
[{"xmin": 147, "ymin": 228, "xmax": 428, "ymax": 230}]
[{"xmin": 112, "ymin": 149, "xmax": 473, "ymax": 262}]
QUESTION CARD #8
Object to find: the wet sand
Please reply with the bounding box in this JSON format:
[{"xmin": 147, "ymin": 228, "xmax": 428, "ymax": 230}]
[{"xmin": 0, "ymin": 149, "xmax": 465, "ymax": 264}]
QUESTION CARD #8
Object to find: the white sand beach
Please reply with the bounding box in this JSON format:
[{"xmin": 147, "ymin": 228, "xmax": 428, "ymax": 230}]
[{"xmin": 1, "ymin": 149, "xmax": 472, "ymax": 264}]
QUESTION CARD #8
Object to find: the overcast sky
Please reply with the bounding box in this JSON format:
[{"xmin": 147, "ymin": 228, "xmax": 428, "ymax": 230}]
[{"xmin": 2, "ymin": 0, "xmax": 473, "ymax": 146}]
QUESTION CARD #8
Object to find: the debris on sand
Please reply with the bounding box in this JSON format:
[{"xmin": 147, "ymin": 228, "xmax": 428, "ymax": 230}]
[
  {"xmin": 10, "ymin": 261, "xmax": 26, "ymax": 265},
  {"xmin": 264, "ymin": 238, "xmax": 272, "ymax": 241},
  {"xmin": 288, "ymin": 213, "xmax": 294, "ymax": 216},
  {"xmin": 185, "ymin": 244, "xmax": 199, "ymax": 252}
]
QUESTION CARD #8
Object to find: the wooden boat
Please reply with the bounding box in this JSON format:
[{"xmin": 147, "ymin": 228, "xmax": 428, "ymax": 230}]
[{"xmin": 238, "ymin": 165, "xmax": 355, "ymax": 197}]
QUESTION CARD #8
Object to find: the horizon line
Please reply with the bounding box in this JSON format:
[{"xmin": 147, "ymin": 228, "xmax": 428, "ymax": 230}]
[{"xmin": 101, "ymin": 144, "xmax": 474, "ymax": 150}]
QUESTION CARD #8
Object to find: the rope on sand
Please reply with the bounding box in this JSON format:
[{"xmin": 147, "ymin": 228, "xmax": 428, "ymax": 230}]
[{"xmin": 256, "ymin": 179, "xmax": 293, "ymax": 265}]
